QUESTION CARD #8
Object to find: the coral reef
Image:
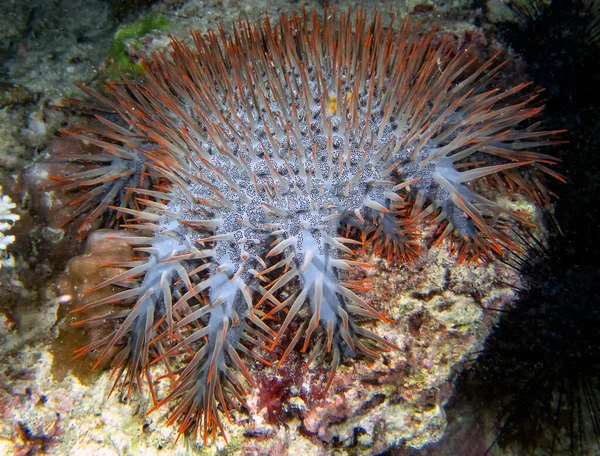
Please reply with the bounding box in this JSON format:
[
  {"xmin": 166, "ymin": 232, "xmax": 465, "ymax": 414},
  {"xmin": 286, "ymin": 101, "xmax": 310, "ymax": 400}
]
[
  {"xmin": 46, "ymin": 229, "xmax": 523, "ymax": 454},
  {"xmin": 48, "ymin": 6, "xmax": 562, "ymax": 451},
  {"xmin": 432, "ymin": 0, "xmax": 600, "ymax": 452},
  {"xmin": 1, "ymin": 3, "xmax": 565, "ymax": 455}
]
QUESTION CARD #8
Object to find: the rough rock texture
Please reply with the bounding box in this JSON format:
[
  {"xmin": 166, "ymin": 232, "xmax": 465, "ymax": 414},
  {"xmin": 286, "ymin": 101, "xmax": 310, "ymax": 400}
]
[
  {"xmin": 0, "ymin": 205, "xmax": 533, "ymax": 455},
  {"xmin": 0, "ymin": 0, "xmax": 552, "ymax": 455}
]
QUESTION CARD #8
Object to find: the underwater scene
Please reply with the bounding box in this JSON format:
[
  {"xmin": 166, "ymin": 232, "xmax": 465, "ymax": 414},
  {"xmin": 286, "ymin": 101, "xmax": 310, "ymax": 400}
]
[{"xmin": 0, "ymin": 0, "xmax": 598, "ymax": 454}]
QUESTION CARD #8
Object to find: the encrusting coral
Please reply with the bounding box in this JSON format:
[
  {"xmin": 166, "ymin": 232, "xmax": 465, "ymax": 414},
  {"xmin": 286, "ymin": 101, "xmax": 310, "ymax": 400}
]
[{"xmin": 54, "ymin": 7, "xmax": 563, "ymax": 447}]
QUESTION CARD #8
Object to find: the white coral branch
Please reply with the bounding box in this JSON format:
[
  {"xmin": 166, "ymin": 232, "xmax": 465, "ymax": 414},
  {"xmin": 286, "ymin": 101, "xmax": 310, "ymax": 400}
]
[{"xmin": 0, "ymin": 186, "xmax": 19, "ymax": 268}]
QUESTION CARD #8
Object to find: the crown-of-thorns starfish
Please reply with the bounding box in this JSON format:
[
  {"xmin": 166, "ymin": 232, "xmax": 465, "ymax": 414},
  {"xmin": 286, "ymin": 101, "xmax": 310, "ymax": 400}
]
[{"xmin": 59, "ymin": 6, "xmax": 563, "ymax": 444}]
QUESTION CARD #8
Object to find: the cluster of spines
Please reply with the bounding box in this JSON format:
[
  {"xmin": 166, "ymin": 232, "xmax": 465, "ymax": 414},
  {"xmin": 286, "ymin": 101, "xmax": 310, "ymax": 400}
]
[{"xmin": 59, "ymin": 6, "xmax": 564, "ymax": 445}]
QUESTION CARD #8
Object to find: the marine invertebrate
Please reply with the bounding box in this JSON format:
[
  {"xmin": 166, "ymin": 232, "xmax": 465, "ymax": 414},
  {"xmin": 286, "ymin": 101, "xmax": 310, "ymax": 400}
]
[
  {"xmin": 59, "ymin": 7, "xmax": 563, "ymax": 445},
  {"xmin": 456, "ymin": 233, "xmax": 600, "ymax": 455}
]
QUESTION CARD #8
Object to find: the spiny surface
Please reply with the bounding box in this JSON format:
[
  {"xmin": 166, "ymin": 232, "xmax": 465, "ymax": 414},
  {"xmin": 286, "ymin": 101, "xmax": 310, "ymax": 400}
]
[{"xmin": 61, "ymin": 7, "xmax": 562, "ymax": 445}]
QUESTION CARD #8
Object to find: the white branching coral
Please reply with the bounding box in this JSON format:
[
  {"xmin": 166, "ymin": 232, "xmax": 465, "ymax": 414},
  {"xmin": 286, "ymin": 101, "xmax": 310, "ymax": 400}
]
[{"xmin": 0, "ymin": 186, "xmax": 19, "ymax": 269}]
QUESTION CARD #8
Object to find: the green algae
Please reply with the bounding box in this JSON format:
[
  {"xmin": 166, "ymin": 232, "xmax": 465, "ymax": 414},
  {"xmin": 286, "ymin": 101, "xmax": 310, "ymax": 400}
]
[{"xmin": 106, "ymin": 13, "xmax": 171, "ymax": 78}]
